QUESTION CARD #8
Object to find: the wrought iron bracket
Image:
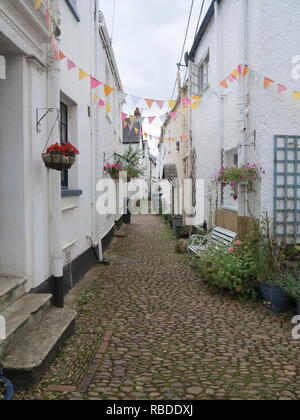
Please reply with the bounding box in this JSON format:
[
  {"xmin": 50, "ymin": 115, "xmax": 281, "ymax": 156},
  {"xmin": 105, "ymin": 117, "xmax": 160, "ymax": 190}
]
[{"xmin": 36, "ymin": 108, "xmax": 60, "ymax": 133}]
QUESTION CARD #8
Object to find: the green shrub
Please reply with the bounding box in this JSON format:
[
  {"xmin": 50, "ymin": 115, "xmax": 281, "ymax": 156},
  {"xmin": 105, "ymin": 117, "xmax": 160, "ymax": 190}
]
[{"xmin": 193, "ymin": 242, "xmax": 258, "ymax": 299}]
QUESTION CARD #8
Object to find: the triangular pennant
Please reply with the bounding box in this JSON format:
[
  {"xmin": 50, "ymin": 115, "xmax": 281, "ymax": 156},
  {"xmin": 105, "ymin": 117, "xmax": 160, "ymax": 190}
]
[
  {"xmin": 106, "ymin": 104, "xmax": 111, "ymax": 113},
  {"xmin": 121, "ymin": 112, "xmax": 127, "ymax": 122},
  {"xmin": 182, "ymin": 98, "xmax": 191, "ymax": 105},
  {"xmin": 123, "ymin": 121, "xmax": 128, "ymax": 128},
  {"xmin": 264, "ymin": 77, "xmax": 274, "ymax": 89},
  {"xmin": 118, "ymin": 91, "xmax": 128, "ymax": 102},
  {"xmin": 168, "ymin": 100, "xmax": 176, "ymax": 109},
  {"xmin": 98, "ymin": 99, "xmax": 105, "ymax": 107},
  {"xmin": 131, "ymin": 95, "xmax": 141, "ymax": 106},
  {"xmin": 227, "ymin": 74, "xmax": 236, "ymax": 83},
  {"xmin": 232, "ymin": 69, "xmax": 239, "ymax": 79},
  {"xmin": 104, "ymin": 84, "xmax": 115, "ymax": 97},
  {"xmin": 169, "ymin": 112, "xmax": 177, "ymax": 120},
  {"xmin": 292, "ymin": 91, "xmax": 300, "ymax": 100},
  {"xmin": 67, "ymin": 59, "xmax": 76, "ymax": 71},
  {"xmin": 134, "ymin": 128, "xmax": 139, "ymax": 135},
  {"xmin": 148, "ymin": 116, "xmax": 156, "ymax": 125},
  {"xmin": 220, "ymin": 80, "xmax": 228, "ymax": 89},
  {"xmin": 129, "ymin": 115, "xmax": 136, "ymax": 124},
  {"xmin": 192, "ymin": 95, "xmax": 201, "ymax": 102},
  {"xmin": 237, "ymin": 64, "xmax": 242, "ymax": 75},
  {"xmin": 79, "ymin": 68, "xmax": 90, "ymax": 81},
  {"xmin": 277, "ymin": 84, "xmax": 287, "ymax": 94},
  {"xmin": 243, "ymin": 66, "xmax": 250, "ymax": 77},
  {"xmin": 34, "ymin": 0, "xmax": 42, "ymax": 9},
  {"xmin": 137, "ymin": 117, "xmax": 145, "ymax": 124},
  {"xmin": 59, "ymin": 50, "xmax": 66, "ymax": 60},
  {"xmin": 156, "ymin": 100, "xmax": 165, "ymax": 109},
  {"xmin": 92, "ymin": 94, "xmax": 99, "ymax": 102},
  {"xmin": 145, "ymin": 99, "xmax": 154, "ymax": 109},
  {"xmin": 90, "ymin": 77, "xmax": 102, "ymax": 89},
  {"xmin": 144, "ymin": 133, "xmax": 148, "ymax": 138},
  {"xmin": 191, "ymin": 101, "xmax": 200, "ymax": 110}
]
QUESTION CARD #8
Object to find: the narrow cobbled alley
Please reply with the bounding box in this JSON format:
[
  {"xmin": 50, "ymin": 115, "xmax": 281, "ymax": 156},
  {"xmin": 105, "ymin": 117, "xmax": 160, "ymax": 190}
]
[{"xmin": 16, "ymin": 216, "xmax": 300, "ymax": 400}]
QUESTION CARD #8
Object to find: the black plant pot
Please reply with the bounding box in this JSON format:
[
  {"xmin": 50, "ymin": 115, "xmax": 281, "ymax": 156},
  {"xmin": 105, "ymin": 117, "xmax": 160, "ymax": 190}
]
[{"xmin": 260, "ymin": 283, "xmax": 289, "ymax": 313}]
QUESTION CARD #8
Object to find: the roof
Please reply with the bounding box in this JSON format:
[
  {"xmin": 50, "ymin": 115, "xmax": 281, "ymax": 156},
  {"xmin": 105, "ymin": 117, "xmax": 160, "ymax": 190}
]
[
  {"xmin": 189, "ymin": 0, "xmax": 222, "ymax": 62},
  {"xmin": 162, "ymin": 164, "xmax": 178, "ymax": 180},
  {"xmin": 123, "ymin": 119, "xmax": 142, "ymax": 144}
]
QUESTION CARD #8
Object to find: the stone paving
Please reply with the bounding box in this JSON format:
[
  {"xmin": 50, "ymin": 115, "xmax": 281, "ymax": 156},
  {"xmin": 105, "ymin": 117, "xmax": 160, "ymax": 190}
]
[{"xmin": 15, "ymin": 215, "xmax": 300, "ymax": 400}]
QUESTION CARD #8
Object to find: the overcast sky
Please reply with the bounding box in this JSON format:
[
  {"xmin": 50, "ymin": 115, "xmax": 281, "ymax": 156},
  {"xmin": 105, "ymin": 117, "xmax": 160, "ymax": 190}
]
[{"xmin": 99, "ymin": 0, "xmax": 210, "ymax": 149}]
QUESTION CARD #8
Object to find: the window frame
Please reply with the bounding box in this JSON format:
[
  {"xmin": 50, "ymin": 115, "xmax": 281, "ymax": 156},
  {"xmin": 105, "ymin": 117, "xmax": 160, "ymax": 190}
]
[
  {"xmin": 199, "ymin": 52, "xmax": 210, "ymax": 93},
  {"xmin": 60, "ymin": 101, "xmax": 69, "ymax": 189}
]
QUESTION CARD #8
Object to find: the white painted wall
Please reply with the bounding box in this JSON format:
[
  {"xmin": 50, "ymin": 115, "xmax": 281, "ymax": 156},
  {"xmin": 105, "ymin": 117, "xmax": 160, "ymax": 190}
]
[
  {"xmin": 189, "ymin": 0, "xmax": 300, "ymax": 227},
  {"xmin": 0, "ymin": 0, "xmax": 124, "ymax": 287}
]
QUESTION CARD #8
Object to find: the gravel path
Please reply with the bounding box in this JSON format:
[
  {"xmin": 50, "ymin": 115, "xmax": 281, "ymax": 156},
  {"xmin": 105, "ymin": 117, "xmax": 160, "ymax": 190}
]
[{"xmin": 15, "ymin": 215, "xmax": 300, "ymax": 400}]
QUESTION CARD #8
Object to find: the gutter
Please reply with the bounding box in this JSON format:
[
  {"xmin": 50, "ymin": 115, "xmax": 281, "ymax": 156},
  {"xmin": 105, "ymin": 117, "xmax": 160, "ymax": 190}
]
[{"xmin": 189, "ymin": 0, "xmax": 222, "ymax": 62}]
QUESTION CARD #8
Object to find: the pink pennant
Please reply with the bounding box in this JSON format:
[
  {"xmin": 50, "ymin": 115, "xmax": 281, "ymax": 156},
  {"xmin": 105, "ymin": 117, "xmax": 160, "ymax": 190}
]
[
  {"xmin": 182, "ymin": 98, "xmax": 191, "ymax": 105},
  {"xmin": 277, "ymin": 84, "xmax": 287, "ymax": 94},
  {"xmin": 67, "ymin": 59, "xmax": 76, "ymax": 70},
  {"xmin": 169, "ymin": 112, "xmax": 177, "ymax": 120},
  {"xmin": 148, "ymin": 116, "xmax": 156, "ymax": 125},
  {"xmin": 90, "ymin": 77, "xmax": 102, "ymax": 89},
  {"xmin": 121, "ymin": 112, "xmax": 127, "ymax": 121},
  {"xmin": 237, "ymin": 64, "xmax": 242, "ymax": 75},
  {"xmin": 156, "ymin": 100, "xmax": 165, "ymax": 109},
  {"xmin": 227, "ymin": 74, "xmax": 235, "ymax": 83},
  {"xmin": 98, "ymin": 99, "xmax": 105, "ymax": 107}
]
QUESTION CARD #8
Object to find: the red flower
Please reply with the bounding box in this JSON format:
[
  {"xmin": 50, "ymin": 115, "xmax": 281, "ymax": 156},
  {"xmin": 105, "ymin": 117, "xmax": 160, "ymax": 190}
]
[{"xmin": 46, "ymin": 142, "xmax": 79, "ymax": 155}]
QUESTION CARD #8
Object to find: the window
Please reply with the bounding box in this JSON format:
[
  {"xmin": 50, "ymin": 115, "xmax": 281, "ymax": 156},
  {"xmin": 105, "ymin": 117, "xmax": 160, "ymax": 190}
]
[
  {"xmin": 60, "ymin": 102, "xmax": 68, "ymax": 188},
  {"xmin": 65, "ymin": 0, "xmax": 80, "ymax": 21},
  {"xmin": 199, "ymin": 53, "xmax": 209, "ymax": 92}
]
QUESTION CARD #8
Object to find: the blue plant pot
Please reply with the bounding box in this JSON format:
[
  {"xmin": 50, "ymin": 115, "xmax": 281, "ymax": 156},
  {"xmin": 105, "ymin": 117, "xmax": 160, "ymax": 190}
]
[
  {"xmin": 260, "ymin": 283, "xmax": 289, "ymax": 313},
  {"xmin": 0, "ymin": 376, "xmax": 14, "ymax": 400}
]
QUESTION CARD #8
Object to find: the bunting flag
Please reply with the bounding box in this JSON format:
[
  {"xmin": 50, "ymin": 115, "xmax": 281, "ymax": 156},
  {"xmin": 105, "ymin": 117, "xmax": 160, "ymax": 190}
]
[
  {"xmin": 118, "ymin": 92, "xmax": 128, "ymax": 102},
  {"xmin": 98, "ymin": 99, "xmax": 105, "ymax": 107},
  {"xmin": 145, "ymin": 99, "xmax": 154, "ymax": 109},
  {"xmin": 59, "ymin": 51, "xmax": 67, "ymax": 60},
  {"xmin": 277, "ymin": 84, "xmax": 287, "ymax": 94},
  {"xmin": 264, "ymin": 77, "xmax": 274, "ymax": 89},
  {"xmin": 169, "ymin": 111, "xmax": 177, "ymax": 120},
  {"xmin": 293, "ymin": 91, "xmax": 300, "ymax": 100},
  {"xmin": 191, "ymin": 101, "xmax": 200, "ymax": 110},
  {"xmin": 79, "ymin": 68, "xmax": 90, "ymax": 81},
  {"xmin": 148, "ymin": 116, "xmax": 156, "ymax": 125},
  {"xmin": 104, "ymin": 84, "xmax": 115, "ymax": 97},
  {"xmin": 182, "ymin": 98, "xmax": 191, "ymax": 105},
  {"xmin": 168, "ymin": 100, "xmax": 176, "ymax": 110},
  {"xmin": 231, "ymin": 69, "xmax": 239, "ymax": 79},
  {"xmin": 156, "ymin": 100, "xmax": 165, "ymax": 109},
  {"xmin": 220, "ymin": 80, "xmax": 228, "ymax": 89},
  {"xmin": 90, "ymin": 77, "xmax": 102, "ymax": 89},
  {"xmin": 243, "ymin": 66, "xmax": 249, "ymax": 77},
  {"xmin": 121, "ymin": 112, "xmax": 127, "ymax": 122},
  {"xmin": 67, "ymin": 59, "xmax": 76, "ymax": 71},
  {"xmin": 134, "ymin": 128, "xmax": 139, "ymax": 135},
  {"xmin": 129, "ymin": 115, "xmax": 136, "ymax": 124},
  {"xmin": 92, "ymin": 94, "xmax": 99, "ymax": 102},
  {"xmin": 192, "ymin": 95, "xmax": 201, "ymax": 102},
  {"xmin": 130, "ymin": 95, "xmax": 141, "ymax": 106},
  {"xmin": 34, "ymin": 0, "xmax": 42, "ymax": 9},
  {"xmin": 123, "ymin": 121, "xmax": 128, "ymax": 128}
]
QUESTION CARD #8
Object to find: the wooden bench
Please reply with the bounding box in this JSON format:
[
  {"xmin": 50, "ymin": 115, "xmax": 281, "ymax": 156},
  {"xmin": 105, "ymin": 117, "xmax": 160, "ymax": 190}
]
[{"xmin": 187, "ymin": 226, "xmax": 237, "ymax": 255}]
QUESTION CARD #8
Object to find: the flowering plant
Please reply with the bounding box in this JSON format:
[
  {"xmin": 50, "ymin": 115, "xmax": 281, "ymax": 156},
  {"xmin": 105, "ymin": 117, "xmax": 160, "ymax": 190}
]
[
  {"xmin": 46, "ymin": 142, "xmax": 79, "ymax": 155},
  {"xmin": 104, "ymin": 162, "xmax": 123, "ymax": 179},
  {"xmin": 212, "ymin": 163, "xmax": 264, "ymax": 200}
]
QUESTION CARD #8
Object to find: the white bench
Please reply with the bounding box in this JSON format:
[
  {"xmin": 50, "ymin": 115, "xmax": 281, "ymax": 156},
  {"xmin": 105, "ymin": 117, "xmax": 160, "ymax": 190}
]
[{"xmin": 187, "ymin": 226, "xmax": 237, "ymax": 255}]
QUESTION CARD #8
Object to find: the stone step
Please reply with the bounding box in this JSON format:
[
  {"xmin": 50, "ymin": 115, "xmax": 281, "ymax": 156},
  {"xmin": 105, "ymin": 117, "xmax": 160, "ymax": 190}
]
[
  {"xmin": 0, "ymin": 294, "xmax": 52, "ymax": 359},
  {"xmin": 3, "ymin": 308, "xmax": 76, "ymax": 390},
  {"xmin": 0, "ymin": 278, "xmax": 28, "ymax": 313}
]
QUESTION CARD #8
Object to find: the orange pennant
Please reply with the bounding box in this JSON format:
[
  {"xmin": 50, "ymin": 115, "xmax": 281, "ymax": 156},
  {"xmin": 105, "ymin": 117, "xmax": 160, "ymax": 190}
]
[
  {"xmin": 104, "ymin": 84, "xmax": 115, "ymax": 97},
  {"xmin": 243, "ymin": 66, "xmax": 249, "ymax": 77},
  {"xmin": 264, "ymin": 77, "xmax": 274, "ymax": 89},
  {"xmin": 59, "ymin": 50, "xmax": 66, "ymax": 60},
  {"xmin": 145, "ymin": 99, "xmax": 154, "ymax": 108},
  {"xmin": 220, "ymin": 80, "xmax": 228, "ymax": 89}
]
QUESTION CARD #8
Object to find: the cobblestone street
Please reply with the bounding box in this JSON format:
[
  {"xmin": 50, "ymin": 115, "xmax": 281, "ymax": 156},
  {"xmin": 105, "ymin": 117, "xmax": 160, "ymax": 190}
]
[{"xmin": 16, "ymin": 215, "xmax": 300, "ymax": 400}]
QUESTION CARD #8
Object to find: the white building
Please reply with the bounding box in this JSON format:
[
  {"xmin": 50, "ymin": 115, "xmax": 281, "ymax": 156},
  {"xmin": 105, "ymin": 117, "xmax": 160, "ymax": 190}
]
[
  {"xmin": 0, "ymin": 0, "xmax": 124, "ymax": 385},
  {"xmin": 187, "ymin": 0, "xmax": 300, "ymax": 239}
]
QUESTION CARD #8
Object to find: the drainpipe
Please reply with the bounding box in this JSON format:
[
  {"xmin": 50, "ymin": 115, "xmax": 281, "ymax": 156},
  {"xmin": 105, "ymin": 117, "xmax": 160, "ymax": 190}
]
[
  {"xmin": 214, "ymin": 0, "xmax": 224, "ymax": 209},
  {"xmin": 48, "ymin": 0, "xmax": 64, "ymax": 307},
  {"xmin": 238, "ymin": 0, "xmax": 248, "ymax": 217}
]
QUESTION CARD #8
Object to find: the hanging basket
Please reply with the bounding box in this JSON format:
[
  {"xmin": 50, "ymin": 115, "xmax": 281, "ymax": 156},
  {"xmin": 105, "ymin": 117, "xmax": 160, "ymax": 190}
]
[
  {"xmin": 42, "ymin": 152, "xmax": 76, "ymax": 171},
  {"xmin": 109, "ymin": 172, "xmax": 132, "ymax": 182}
]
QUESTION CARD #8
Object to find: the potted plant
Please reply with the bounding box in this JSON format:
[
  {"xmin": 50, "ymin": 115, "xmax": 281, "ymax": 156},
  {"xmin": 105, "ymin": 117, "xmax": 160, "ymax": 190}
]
[
  {"xmin": 281, "ymin": 266, "xmax": 300, "ymax": 315},
  {"xmin": 122, "ymin": 146, "xmax": 144, "ymax": 180},
  {"xmin": 42, "ymin": 142, "xmax": 79, "ymax": 171},
  {"xmin": 247, "ymin": 218, "xmax": 289, "ymax": 312},
  {"xmin": 213, "ymin": 163, "xmax": 265, "ymax": 201},
  {"xmin": 104, "ymin": 162, "xmax": 123, "ymax": 180}
]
